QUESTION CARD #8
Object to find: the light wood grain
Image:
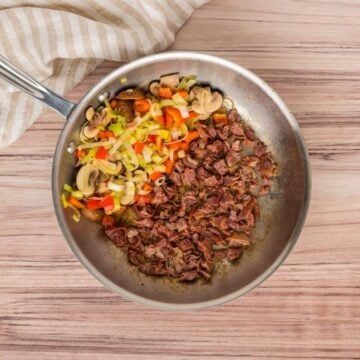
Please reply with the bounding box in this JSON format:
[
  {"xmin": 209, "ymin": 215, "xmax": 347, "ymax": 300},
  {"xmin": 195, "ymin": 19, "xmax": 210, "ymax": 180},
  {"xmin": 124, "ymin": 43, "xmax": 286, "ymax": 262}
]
[{"xmin": 1, "ymin": 0, "xmax": 360, "ymax": 359}]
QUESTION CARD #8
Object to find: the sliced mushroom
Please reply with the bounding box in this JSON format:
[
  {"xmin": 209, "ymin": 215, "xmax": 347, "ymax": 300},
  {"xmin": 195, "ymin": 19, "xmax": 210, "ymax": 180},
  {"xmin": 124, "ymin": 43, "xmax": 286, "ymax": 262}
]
[
  {"xmin": 206, "ymin": 91, "xmax": 223, "ymax": 113},
  {"xmin": 76, "ymin": 163, "xmax": 99, "ymax": 196},
  {"xmin": 160, "ymin": 73, "xmax": 179, "ymax": 89},
  {"xmin": 96, "ymin": 181, "xmax": 108, "ymax": 194},
  {"xmin": 85, "ymin": 106, "xmax": 95, "ymax": 121},
  {"xmin": 81, "ymin": 207, "xmax": 104, "ymax": 223},
  {"xmin": 116, "ymin": 99, "xmax": 134, "ymax": 122},
  {"xmin": 83, "ymin": 125, "xmax": 99, "ymax": 139},
  {"xmin": 89, "ymin": 108, "xmax": 111, "ymax": 128},
  {"xmin": 191, "ymin": 87, "xmax": 223, "ymax": 119},
  {"xmin": 116, "ymin": 88, "xmax": 145, "ymax": 100},
  {"xmin": 149, "ymin": 81, "xmax": 160, "ymax": 97}
]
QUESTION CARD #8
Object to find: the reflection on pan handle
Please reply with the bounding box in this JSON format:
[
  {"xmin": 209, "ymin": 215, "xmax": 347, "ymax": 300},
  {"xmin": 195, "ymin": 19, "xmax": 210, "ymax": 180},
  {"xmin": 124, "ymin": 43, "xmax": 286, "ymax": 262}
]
[{"xmin": 0, "ymin": 54, "xmax": 75, "ymax": 119}]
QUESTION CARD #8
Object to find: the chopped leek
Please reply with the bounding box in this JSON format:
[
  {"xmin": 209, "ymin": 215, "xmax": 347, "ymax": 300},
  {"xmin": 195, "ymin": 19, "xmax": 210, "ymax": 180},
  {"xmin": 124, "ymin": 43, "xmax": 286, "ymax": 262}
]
[
  {"xmin": 178, "ymin": 75, "xmax": 196, "ymax": 90},
  {"xmin": 63, "ymin": 184, "xmax": 73, "ymax": 192},
  {"xmin": 61, "ymin": 193, "xmax": 68, "ymax": 208},
  {"xmin": 159, "ymin": 99, "xmax": 175, "ymax": 108},
  {"xmin": 108, "ymin": 122, "xmax": 124, "ymax": 136},
  {"xmin": 78, "ymin": 138, "xmax": 115, "ymax": 150},
  {"xmin": 93, "ymin": 159, "xmax": 119, "ymax": 175},
  {"xmin": 142, "ymin": 146, "xmax": 153, "ymax": 163},
  {"xmin": 172, "ymin": 92, "xmax": 187, "ymax": 105},
  {"xmin": 71, "ymin": 191, "xmax": 83, "ymax": 199},
  {"xmin": 108, "ymin": 181, "xmax": 124, "ymax": 192}
]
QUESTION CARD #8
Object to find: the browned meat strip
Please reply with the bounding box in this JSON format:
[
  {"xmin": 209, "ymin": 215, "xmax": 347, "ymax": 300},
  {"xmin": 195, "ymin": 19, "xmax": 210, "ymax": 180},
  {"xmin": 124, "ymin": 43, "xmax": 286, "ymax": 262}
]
[
  {"xmin": 214, "ymin": 159, "xmax": 228, "ymax": 176},
  {"xmin": 182, "ymin": 155, "xmax": 199, "ymax": 169}
]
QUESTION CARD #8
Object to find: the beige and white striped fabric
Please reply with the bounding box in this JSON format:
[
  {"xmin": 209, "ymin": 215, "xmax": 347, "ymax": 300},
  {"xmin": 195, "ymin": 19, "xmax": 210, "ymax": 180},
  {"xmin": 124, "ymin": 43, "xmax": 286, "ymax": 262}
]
[{"xmin": 0, "ymin": 0, "xmax": 208, "ymax": 149}]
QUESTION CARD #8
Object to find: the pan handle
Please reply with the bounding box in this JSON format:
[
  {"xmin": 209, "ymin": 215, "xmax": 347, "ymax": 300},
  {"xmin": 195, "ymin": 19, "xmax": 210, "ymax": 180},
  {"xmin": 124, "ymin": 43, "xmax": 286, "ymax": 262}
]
[{"xmin": 0, "ymin": 54, "xmax": 75, "ymax": 119}]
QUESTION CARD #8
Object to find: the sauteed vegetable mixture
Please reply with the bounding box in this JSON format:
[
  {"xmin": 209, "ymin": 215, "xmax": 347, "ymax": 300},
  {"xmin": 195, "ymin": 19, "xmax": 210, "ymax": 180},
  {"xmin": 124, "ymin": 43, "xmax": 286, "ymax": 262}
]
[{"xmin": 62, "ymin": 73, "xmax": 277, "ymax": 282}]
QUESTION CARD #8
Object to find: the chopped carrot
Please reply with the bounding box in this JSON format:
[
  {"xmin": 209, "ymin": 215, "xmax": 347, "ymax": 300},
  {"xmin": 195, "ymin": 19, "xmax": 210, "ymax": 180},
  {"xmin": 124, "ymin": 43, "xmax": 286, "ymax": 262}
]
[
  {"xmin": 213, "ymin": 113, "xmax": 228, "ymax": 125},
  {"xmin": 76, "ymin": 148, "xmax": 86, "ymax": 159},
  {"xmin": 95, "ymin": 146, "xmax": 109, "ymax": 160},
  {"xmin": 155, "ymin": 136, "xmax": 163, "ymax": 152},
  {"xmin": 150, "ymin": 171, "xmax": 162, "ymax": 181},
  {"xmin": 164, "ymin": 159, "xmax": 174, "ymax": 174},
  {"xmin": 180, "ymin": 142, "xmax": 189, "ymax": 151},
  {"xmin": 134, "ymin": 99, "xmax": 150, "ymax": 113},
  {"xmin": 135, "ymin": 194, "xmax": 152, "ymax": 205},
  {"xmin": 165, "ymin": 107, "xmax": 183, "ymax": 127},
  {"xmin": 143, "ymin": 183, "xmax": 154, "ymax": 192},
  {"xmin": 165, "ymin": 111, "xmax": 173, "ymax": 128},
  {"xmin": 177, "ymin": 89, "xmax": 188, "ymax": 98},
  {"xmin": 110, "ymin": 99, "xmax": 117, "ymax": 109},
  {"xmin": 98, "ymin": 130, "xmax": 115, "ymax": 139},
  {"xmin": 155, "ymin": 115, "xmax": 165, "ymax": 126},
  {"xmin": 134, "ymin": 141, "xmax": 145, "ymax": 154},
  {"xmin": 102, "ymin": 215, "xmax": 115, "ymax": 227},
  {"xmin": 159, "ymin": 87, "xmax": 173, "ymax": 99},
  {"xmin": 184, "ymin": 130, "xmax": 200, "ymax": 144},
  {"xmin": 184, "ymin": 111, "xmax": 198, "ymax": 123},
  {"xmin": 166, "ymin": 142, "xmax": 182, "ymax": 151},
  {"xmin": 68, "ymin": 196, "xmax": 84, "ymax": 209}
]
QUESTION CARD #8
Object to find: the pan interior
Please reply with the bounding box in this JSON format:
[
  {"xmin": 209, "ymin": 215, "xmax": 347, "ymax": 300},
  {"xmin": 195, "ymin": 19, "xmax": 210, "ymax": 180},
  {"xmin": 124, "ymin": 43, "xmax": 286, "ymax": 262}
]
[{"xmin": 53, "ymin": 53, "xmax": 309, "ymax": 308}]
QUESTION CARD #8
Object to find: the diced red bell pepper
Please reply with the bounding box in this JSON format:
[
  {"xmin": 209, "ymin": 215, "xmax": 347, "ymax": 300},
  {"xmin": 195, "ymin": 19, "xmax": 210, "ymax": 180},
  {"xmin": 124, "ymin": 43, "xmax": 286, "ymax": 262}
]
[
  {"xmin": 87, "ymin": 199, "xmax": 102, "ymax": 210},
  {"xmin": 99, "ymin": 195, "xmax": 114, "ymax": 212},
  {"xmin": 147, "ymin": 134, "xmax": 157, "ymax": 143},
  {"xmin": 95, "ymin": 146, "xmax": 109, "ymax": 160},
  {"xmin": 133, "ymin": 141, "xmax": 145, "ymax": 154}
]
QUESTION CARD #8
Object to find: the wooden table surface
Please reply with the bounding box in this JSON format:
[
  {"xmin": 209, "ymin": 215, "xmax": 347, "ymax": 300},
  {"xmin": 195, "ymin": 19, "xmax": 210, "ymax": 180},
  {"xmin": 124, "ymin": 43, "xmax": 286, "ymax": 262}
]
[{"xmin": 1, "ymin": 0, "xmax": 359, "ymax": 359}]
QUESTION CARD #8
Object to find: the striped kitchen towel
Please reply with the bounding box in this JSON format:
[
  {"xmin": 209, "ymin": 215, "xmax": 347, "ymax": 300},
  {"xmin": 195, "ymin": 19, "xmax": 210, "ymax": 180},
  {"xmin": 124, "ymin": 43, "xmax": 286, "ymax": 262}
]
[{"xmin": 0, "ymin": 0, "xmax": 208, "ymax": 149}]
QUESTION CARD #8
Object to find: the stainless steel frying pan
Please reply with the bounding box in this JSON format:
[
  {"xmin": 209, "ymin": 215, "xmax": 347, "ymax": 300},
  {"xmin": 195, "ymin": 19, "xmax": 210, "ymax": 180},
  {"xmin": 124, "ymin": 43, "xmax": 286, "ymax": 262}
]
[{"xmin": 0, "ymin": 52, "xmax": 311, "ymax": 309}]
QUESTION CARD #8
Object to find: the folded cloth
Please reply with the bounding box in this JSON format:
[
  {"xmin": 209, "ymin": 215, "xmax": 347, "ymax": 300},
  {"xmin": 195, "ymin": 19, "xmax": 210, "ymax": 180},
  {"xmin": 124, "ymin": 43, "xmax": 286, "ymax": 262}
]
[{"xmin": 0, "ymin": 0, "xmax": 208, "ymax": 149}]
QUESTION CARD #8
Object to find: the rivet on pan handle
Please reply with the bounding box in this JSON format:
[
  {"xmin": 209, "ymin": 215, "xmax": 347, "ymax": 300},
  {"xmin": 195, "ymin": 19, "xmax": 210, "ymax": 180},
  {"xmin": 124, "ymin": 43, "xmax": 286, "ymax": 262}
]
[{"xmin": 0, "ymin": 54, "xmax": 76, "ymax": 119}]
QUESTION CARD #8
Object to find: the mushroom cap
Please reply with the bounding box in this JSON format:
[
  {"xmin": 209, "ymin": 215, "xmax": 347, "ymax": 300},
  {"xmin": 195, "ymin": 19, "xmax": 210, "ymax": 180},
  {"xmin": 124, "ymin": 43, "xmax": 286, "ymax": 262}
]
[
  {"xmin": 115, "ymin": 99, "xmax": 135, "ymax": 122},
  {"xmin": 160, "ymin": 73, "xmax": 180, "ymax": 89},
  {"xmin": 76, "ymin": 163, "xmax": 99, "ymax": 196},
  {"xmin": 149, "ymin": 81, "xmax": 160, "ymax": 97},
  {"xmin": 83, "ymin": 125, "xmax": 99, "ymax": 139},
  {"xmin": 190, "ymin": 87, "xmax": 223, "ymax": 117},
  {"xmin": 116, "ymin": 88, "xmax": 145, "ymax": 100},
  {"xmin": 85, "ymin": 106, "xmax": 95, "ymax": 121},
  {"xmin": 81, "ymin": 207, "xmax": 104, "ymax": 223},
  {"xmin": 206, "ymin": 91, "xmax": 223, "ymax": 113}
]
